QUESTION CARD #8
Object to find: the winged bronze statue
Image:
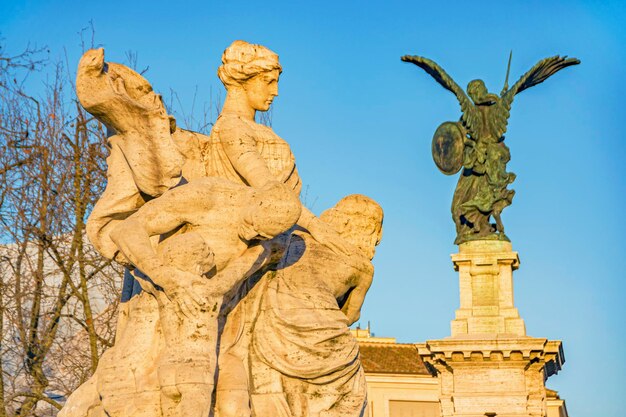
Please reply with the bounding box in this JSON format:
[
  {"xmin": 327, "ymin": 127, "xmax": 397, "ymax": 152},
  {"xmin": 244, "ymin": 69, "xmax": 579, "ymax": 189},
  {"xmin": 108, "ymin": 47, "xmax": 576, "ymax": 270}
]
[{"xmin": 402, "ymin": 54, "xmax": 580, "ymax": 244}]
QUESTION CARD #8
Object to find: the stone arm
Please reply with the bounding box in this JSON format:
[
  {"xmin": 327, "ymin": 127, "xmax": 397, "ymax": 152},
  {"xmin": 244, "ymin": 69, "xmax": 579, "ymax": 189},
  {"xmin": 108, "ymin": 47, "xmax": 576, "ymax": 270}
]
[
  {"xmin": 110, "ymin": 183, "xmax": 212, "ymax": 302},
  {"xmin": 340, "ymin": 266, "xmax": 374, "ymax": 326},
  {"xmin": 299, "ymin": 207, "xmax": 353, "ymax": 256},
  {"xmin": 208, "ymin": 243, "xmax": 268, "ymax": 296}
]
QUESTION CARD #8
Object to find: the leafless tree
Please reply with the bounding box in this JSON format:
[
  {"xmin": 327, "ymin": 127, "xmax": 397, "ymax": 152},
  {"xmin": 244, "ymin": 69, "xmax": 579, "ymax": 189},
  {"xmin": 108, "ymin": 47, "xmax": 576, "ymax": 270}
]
[
  {"xmin": 0, "ymin": 33, "xmax": 277, "ymax": 416},
  {"xmin": 0, "ymin": 42, "xmax": 122, "ymax": 416}
]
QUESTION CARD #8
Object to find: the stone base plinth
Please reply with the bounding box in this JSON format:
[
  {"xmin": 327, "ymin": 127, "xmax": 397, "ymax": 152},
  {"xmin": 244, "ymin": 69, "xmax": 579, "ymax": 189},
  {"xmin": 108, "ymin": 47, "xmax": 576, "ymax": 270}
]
[
  {"xmin": 450, "ymin": 241, "xmax": 525, "ymax": 337},
  {"xmin": 418, "ymin": 336, "xmax": 564, "ymax": 417}
]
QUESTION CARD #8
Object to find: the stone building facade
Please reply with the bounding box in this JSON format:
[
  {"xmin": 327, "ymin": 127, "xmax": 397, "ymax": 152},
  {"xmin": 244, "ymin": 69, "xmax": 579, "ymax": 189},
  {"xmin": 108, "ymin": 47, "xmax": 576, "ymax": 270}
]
[{"xmin": 355, "ymin": 328, "xmax": 568, "ymax": 417}]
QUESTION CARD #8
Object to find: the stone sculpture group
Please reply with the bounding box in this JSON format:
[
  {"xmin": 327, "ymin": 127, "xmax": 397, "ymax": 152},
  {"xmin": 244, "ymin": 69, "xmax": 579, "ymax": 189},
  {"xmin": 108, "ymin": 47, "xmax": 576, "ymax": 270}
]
[
  {"xmin": 59, "ymin": 40, "xmax": 578, "ymax": 417},
  {"xmin": 60, "ymin": 41, "xmax": 383, "ymax": 417}
]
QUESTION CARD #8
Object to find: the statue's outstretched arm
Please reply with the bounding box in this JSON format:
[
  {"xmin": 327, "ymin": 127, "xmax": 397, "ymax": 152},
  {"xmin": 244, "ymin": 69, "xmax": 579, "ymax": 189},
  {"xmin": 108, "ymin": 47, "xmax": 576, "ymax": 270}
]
[
  {"xmin": 109, "ymin": 183, "xmax": 211, "ymax": 306},
  {"xmin": 208, "ymin": 244, "xmax": 268, "ymax": 295}
]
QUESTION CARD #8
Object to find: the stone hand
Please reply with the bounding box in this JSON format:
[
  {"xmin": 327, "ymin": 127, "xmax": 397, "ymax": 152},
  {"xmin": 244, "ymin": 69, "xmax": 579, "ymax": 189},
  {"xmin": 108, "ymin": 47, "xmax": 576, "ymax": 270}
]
[{"xmin": 156, "ymin": 266, "xmax": 208, "ymax": 318}]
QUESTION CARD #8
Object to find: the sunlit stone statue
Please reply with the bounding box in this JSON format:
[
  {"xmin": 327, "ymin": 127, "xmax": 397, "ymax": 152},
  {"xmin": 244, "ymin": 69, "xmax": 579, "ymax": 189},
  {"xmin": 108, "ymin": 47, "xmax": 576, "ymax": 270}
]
[{"xmin": 60, "ymin": 41, "xmax": 382, "ymax": 417}]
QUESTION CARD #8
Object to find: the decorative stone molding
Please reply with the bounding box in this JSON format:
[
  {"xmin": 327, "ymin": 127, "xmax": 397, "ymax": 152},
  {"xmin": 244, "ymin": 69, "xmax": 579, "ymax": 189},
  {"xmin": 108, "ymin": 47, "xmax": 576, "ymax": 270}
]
[{"xmin": 419, "ymin": 337, "xmax": 563, "ymax": 417}]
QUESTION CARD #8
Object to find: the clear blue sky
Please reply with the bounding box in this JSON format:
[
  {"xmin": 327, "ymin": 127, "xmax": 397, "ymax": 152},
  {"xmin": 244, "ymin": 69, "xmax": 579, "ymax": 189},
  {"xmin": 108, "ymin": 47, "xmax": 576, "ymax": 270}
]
[{"xmin": 2, "ymin": 1, "xmax": 624, "ymax": 415}]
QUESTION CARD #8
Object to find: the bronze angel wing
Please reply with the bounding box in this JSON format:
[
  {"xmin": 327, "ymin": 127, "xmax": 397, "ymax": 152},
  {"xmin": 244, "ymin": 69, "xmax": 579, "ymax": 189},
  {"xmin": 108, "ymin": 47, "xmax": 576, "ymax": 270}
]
[
  {"xmin": 402, "ymin": 55, "xmax": 480, "ymax": 137},
  {"xmin": 490, "ymin": 55, "xmax": 580, "ymax": 139}
]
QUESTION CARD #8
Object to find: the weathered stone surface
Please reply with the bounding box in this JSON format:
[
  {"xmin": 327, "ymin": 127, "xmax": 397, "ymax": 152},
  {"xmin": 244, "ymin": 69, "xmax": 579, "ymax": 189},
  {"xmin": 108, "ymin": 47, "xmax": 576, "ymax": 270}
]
[
  {"xmin": 450, "ymin": 240, "xmax": 525, "ymax": 337},
  {"xmin": 60, "ymin": 41, "xmax": 382, "ymax": 417},
  {"xmin": 419, "ymin": 336, "xmax": 564, "ymax": 417}
]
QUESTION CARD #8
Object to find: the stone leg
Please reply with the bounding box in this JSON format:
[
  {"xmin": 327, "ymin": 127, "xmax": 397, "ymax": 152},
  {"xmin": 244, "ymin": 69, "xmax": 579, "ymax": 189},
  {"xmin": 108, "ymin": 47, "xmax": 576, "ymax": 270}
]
[
  {"xmin": 158, "ymin": 363, "xmax": 180, "ymax": 417},
  {"xmin": 175, "ymin": 383, "xmax": 213, "ymax": 417},
  {"xmin": 215, "ymin": 351, "xmax": 251, "ymax": 417},
  {"xmin": 158, "ymin": 361, "xmax": 215, "ymax": 417}
]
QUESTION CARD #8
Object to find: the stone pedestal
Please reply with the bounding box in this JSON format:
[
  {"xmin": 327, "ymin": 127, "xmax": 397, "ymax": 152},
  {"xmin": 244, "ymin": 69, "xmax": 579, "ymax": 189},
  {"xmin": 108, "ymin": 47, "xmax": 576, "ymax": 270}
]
[
  {"xmin": 450, "ymin": 240, "xmax": 525, "ymax": 337},
  {"xmin": 420, "ymin": 240, "xmax": 565, "ymax": 417}
]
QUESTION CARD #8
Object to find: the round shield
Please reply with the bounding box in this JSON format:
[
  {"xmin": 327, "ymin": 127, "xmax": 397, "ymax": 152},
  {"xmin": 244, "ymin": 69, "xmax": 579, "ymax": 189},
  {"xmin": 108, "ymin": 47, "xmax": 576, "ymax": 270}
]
[{"xmin": 432, "ymin": 121, "xmax": 465, "ymax": 175}]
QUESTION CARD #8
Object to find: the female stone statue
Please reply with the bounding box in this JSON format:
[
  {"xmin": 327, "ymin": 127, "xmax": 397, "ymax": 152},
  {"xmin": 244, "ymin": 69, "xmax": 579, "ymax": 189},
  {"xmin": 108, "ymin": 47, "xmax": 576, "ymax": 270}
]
[
  {"xmin": 204, "ymin": 40, "xmax": 359, "ymax": 417},
  {"xmin": 197, "ymin": 40, "xmax": 343, "ymax": 249}
]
